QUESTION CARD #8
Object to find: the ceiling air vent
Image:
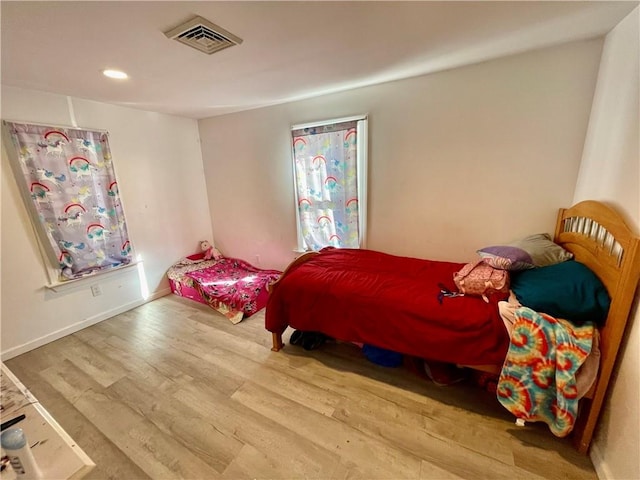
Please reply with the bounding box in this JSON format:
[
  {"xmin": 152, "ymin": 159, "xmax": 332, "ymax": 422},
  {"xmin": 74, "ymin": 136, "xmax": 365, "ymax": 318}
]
[{"xmin": 165, "ymin": 15, "xmax": 242, "ymax": 55}]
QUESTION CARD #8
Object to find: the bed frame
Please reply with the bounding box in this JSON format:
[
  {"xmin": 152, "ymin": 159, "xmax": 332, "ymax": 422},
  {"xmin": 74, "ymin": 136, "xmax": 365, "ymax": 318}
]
[
  {"xmin": 268, "ymin": 200, "xmax": 640, "ymax": 454},
  {"xmin": 554, "ymin": 201, "xmax": 639, "ymax": 453}
]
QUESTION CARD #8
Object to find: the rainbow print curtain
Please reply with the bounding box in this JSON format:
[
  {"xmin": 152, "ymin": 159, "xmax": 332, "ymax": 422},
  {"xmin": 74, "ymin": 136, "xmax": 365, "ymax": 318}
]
[
  {"xmin": 292, "ymin": 120, "xmax": 359, "ymax": 250},
  {"xmin": 5, "ymin": 122, "xmax": 132, "ymax": 281}
]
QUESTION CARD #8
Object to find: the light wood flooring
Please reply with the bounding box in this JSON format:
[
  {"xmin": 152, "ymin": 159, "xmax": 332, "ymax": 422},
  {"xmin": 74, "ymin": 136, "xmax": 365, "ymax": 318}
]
[{"xmin": 5, "ymin": 295, "xmax": 597, "ymax": 479}]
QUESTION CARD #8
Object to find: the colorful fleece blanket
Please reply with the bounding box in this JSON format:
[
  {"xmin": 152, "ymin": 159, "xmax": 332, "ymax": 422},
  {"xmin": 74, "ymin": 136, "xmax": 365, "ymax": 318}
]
[
  {"xmin": 185, "ymin": 258, "xmax": 281, "ymax": 322},
  {"xmin": 496, "ymin": 307, "xmax": 594, "ymax": 437}
]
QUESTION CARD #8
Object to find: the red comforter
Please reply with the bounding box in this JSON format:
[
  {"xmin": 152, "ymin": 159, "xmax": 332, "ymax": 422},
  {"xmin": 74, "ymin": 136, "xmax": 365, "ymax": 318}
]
[{"xmin": 266, "ymin": 248, "xmax": 510, "ymax": 365}]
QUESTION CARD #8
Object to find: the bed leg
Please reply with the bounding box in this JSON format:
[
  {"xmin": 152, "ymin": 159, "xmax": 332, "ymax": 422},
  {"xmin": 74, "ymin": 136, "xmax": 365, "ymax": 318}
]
[{"xmin": 271, "ymin": 332, "xmax": 284, "ymax": 352}]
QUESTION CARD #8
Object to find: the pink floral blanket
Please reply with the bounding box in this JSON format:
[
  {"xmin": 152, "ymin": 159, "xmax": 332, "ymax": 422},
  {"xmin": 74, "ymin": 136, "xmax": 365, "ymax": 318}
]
[{"xmin": 184, "ymin": 258, "xmax": 281, "ymax": 323}]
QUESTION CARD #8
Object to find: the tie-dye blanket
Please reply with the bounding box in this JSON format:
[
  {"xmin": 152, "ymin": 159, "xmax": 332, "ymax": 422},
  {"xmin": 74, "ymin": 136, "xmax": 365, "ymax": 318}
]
[{"xmin": 496, "ymin": 307, "xmax": 594, "ymax": 437}]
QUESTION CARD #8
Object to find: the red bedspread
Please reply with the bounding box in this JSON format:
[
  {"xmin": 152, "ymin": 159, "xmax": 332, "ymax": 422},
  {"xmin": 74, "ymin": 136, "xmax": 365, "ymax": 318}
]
[{"xmin": 266, "ymin": 248, "xmax": 510, "ymax": 365}]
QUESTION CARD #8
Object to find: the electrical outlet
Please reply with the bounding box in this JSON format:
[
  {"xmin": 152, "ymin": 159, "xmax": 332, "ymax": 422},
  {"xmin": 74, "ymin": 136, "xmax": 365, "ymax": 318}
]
[
  {"xmin": 90, "ymin": 284, "xmax": 102, "ymax": 297},
  {"xmin": 255, "ymin": 254, "xmax": 260, "ymax": 265}
]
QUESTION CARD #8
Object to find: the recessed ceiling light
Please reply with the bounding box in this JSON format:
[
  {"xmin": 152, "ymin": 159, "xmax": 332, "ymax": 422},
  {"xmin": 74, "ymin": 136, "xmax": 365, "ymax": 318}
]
[{"xmin": 102, "ymin": 69, "xmax": 128, "ymax": 79}]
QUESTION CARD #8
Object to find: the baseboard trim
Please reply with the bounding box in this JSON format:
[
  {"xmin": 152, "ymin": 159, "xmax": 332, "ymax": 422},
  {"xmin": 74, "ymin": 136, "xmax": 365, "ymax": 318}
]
[
  {"xmin": 1, "ymin": 288, "xmax": 171, "ymax": 361},
  {"xmin": 590, "ymin": 441, "xmax": 611, "ymax": 480}
]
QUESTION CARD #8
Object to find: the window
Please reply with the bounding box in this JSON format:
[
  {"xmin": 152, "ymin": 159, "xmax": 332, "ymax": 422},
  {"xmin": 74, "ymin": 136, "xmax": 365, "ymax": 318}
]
[
  {"xmin": 291, "ymin": 115, "xmax": 368, "ymax": 251},
  {"xmin": 3, "ymin": 121, "xmax": 133, "ymax": 284}
]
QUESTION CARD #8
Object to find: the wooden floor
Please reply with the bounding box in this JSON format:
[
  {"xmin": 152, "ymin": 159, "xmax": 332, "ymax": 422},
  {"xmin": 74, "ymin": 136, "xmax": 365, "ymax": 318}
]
[{"xmin": 6, "ymin": 295, "xmax": 597, "ymax": 480}]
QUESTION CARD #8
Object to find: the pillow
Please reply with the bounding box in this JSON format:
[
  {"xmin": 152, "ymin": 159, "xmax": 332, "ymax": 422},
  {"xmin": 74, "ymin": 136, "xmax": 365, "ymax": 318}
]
[
  {"xmin": 510, "ymin": 260, "xmax": 610, "ymax": 326},
  {"xmin": 477, "ymin": 233, "xmax": 573, "ymax": 271}
]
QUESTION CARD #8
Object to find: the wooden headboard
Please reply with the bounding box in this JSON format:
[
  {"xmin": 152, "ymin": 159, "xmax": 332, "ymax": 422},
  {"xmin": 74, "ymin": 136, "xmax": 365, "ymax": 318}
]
[{"xmin": 554, "ymin": 200, "xmax": 640, "ymax": 453}]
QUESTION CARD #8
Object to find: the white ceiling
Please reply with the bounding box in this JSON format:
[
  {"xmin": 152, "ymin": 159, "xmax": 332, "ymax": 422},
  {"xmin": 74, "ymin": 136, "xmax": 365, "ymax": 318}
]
[{"xmin": 1, "ymin": 1, "xmax": 637, "ymax": 119}]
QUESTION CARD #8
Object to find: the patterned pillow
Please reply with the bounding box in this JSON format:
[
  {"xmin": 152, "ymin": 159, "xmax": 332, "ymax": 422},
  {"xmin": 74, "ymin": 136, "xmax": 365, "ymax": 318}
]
[{"xmin": 477, "ymin": 233, "xmax": 573, "ymax": 271}]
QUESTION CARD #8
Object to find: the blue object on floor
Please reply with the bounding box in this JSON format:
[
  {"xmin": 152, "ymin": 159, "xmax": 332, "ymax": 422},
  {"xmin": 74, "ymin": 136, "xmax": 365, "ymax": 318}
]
[{"xmin": 362, "ymin": 344, "xmax": 403, "ymax": 367}]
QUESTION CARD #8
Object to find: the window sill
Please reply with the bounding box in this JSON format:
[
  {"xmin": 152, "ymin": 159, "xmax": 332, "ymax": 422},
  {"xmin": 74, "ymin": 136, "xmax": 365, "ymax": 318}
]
[{"xmin": 45, "ymin": 261, "xmax": 139, "ymax": 292}]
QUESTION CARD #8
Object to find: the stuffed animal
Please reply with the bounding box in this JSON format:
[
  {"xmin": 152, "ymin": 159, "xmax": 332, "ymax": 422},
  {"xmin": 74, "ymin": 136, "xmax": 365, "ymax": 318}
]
[{"xmin": 200, "ymin": 240, "xmax": 222, "ymax": 260}]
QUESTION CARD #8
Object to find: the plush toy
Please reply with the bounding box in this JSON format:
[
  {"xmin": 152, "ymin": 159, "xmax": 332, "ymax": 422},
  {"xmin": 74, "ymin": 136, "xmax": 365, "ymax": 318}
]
[{"xmin": 200, "ymin": 240, "xmax": 222, "ymax": 260}]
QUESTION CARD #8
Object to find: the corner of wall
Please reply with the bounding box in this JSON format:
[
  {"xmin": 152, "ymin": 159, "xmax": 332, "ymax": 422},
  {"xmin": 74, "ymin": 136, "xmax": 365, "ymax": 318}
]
[
  {"xmin": 577, "ymin": 6, "xmax": 640, "ymax": 480},
  {"xmin": 590, "ymin": 442, "xmax": 613, "ymax": 480}
]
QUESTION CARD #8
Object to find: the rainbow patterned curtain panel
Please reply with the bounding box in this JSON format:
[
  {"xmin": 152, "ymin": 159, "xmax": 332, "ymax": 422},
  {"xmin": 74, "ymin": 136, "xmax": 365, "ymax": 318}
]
[{"xmin": 5, "ymin": 121, "xmax": 133, "ymax": 281}]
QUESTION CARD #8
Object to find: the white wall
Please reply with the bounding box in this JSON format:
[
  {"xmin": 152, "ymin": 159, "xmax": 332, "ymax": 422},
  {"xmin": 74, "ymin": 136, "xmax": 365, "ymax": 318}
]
[
  {"xmin": 198, "ymin": 40, "xmax": 603, "ymax": 271},
  {"xmin": 1, "ymin": 86, "xmax": 213, "ymax": 359},
  {"xmin": 573, "ymin": 8, "xmax": 640, "ymax": 480}
]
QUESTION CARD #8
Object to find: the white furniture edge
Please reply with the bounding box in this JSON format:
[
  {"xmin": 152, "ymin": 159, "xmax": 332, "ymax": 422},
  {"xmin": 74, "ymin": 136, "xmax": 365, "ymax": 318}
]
[{"xmin": 1, "ymin": 364, "xmax": 95, "ymax": 478}]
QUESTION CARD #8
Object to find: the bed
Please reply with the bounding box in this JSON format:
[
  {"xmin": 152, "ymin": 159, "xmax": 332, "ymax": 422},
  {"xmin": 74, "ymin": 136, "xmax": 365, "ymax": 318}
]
[
  {"xmin": 266, "ymin": 201, "xmax": 640, "ymax": 453},
  {"xmin": 168, "ymin": 253, "xmax": 281, "ymax": 324}
]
